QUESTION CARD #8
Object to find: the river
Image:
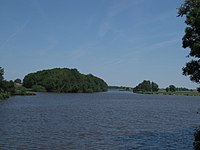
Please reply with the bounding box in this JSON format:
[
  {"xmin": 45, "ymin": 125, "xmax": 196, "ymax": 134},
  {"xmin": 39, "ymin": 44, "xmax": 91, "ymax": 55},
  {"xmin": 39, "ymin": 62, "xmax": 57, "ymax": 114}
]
[{"xmin": 0, "ymin": 91, "xmax": 200, "ymax": 149}]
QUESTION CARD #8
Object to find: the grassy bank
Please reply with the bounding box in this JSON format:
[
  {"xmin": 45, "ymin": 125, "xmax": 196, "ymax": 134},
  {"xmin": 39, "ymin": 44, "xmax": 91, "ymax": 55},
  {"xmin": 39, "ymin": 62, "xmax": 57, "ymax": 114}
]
[
  {"xmin": 135, "ymin": 90, "xmax": 200, "ymax": 96},
  {"xmin": 14, "ymin": 85, "xmax": 36, "ymax": 96},
  {"xmin": 0, "ymin": 85, "xmax": 36, "ymax": 101}
]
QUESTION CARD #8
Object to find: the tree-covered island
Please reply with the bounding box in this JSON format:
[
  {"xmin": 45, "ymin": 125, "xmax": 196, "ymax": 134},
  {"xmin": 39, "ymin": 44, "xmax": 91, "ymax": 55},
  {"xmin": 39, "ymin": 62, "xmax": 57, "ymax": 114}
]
[{"xmin": 23, "ymin": 68, "xmax": 108, "ymax": 93}]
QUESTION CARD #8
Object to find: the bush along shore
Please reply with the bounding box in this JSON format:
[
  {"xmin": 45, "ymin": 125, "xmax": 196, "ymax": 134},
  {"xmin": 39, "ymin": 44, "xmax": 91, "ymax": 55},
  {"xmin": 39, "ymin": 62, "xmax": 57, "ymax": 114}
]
[
  {"xmin": 0, "ymin": 84, "xmax": 36, "ymax": 101},
  {"xmin": 0, "ymin": 66, "xmax": 36, "ymax": 101},
  {"xmin": 0, "ymin": 92, "xmax": 10, "ymax": 100}
]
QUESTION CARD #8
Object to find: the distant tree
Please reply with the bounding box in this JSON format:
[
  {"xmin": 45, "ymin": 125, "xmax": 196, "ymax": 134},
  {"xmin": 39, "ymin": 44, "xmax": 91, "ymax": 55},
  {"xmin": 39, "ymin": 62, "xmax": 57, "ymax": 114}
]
[
  {"xmin": 169, "ymin": 85, "xmax": 176, "ymax": 92},
  {"xmin": 14, "ymin": 78, "xmax": 22, "ymax": 84},
  {"xmin": 0, "ymin": 67, "xmax": 4, "ymax": 92},
  {"xmin": 178, "ymin": 0, "xmax": 200, "ymax": 91},
  {"xmin": 176, "ymin": 87, "xmax": 190, "ymax": 91},
  {"xmin": 0, "ymin": 67, "xmax": 4, "ymax": 81},
  {"xmin": 133, "ymin": 80, "xmax": 151, "ymax": 92},
  {"xmin": 0, "ymin": 67, "xmax": 18, "ymax": 97},
  {"xmin": 152, "ymin": 82, "xmax": 159, "ymax": 92},
  {"xmin": 1, "ymin": 80, "xmax": 15, "ymax": 94},
  {"xmin": 133, "ymin": 80, "xmax": 159, "ymax": 92},
  {"xmin": 166, "ymin": 87, "xmax": 169, "ymax": 92}
]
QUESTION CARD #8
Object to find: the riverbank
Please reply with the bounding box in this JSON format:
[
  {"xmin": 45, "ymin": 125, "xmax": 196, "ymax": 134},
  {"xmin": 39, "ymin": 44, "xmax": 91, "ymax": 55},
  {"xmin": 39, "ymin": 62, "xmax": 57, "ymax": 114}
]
[
  {"xmin": 0, "ymin": 88, "xmax": 36, "ymax": 101},
  {"xmin": 0, "ymin": 92, "xmax": 10, "ymax": 100},
  {"xmin": 135, "ymin": 90, "xmax": 200, "ymax": 96},
  {"xmin": 0, "ymin": 92, "xmax": 36, "ymax": 101}
]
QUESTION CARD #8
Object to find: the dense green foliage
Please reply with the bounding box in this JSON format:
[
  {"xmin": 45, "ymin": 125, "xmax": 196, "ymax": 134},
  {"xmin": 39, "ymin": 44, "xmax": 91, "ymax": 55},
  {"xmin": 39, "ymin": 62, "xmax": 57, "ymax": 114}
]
[
  {"xmin": 31, "ymin": 85, "xmax": 46, "ymax": 92},
  {"xmin": 14, "ymin": 85, "xmax": 27, "ymax": 95},
  {"xmin": 176, "ymin": 87, "xmax": 191, "ymax": 91},
  {"xmin": 0, "ymin": 67, "xmax": 15, "ymax": 99},
  {"xmin": 0, "ymin": 67, "xmax": 15, "ymax": 95},
  {"xmin": 13, "ymin": 85, "xmax": 36, "ymax": 96},
  {"xmin": 178, "ymin": 0, "xmax": 200, "ymax": 91},
  {"xmin": 166, "ymin": 85, "xmax": 176, "ymax": 92},
  {"xmin": 169, "ymin": 85, "xmax": 176, "ymax": 92},
  {"xmin": 133, "ymin": 80, "xmax": 159, "ymax": 93},
  {"xmin": 0, "ymin": 67, "xmax": 4, "ymax": 81},
  {"xmin": 0, "ymin": 92, "xmax": 9, "ymax": 99},
  {"xmin": 14, "ymin": 78, "xmax": 22, "ymax": 84},
  {"xmin": 1, "ymin": 80, "xmax": 15, "ymax": 94},
  {"xmin": 0, "ymin": 66, "xmax": 35, "ymax": 100},
  {"xmin": 23, "ymin": 68, "xmax": 108, "ymax": 93}
]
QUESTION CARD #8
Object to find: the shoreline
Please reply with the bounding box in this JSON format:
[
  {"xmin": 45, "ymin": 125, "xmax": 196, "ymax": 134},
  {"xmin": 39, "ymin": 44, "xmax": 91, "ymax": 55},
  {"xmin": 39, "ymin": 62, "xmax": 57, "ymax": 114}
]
[{"xmin": 134, "ymin": 91, "xmax": 200, "ymax": 96}]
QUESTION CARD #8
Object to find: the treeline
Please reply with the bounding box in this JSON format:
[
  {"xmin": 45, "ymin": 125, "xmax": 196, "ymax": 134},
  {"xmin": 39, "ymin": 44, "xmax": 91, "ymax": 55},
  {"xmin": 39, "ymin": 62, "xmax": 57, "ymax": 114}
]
[
  {"xmin": 165, "ymin": 85, "xmax": 192, "ymax": 92},
  {"xmin": 23, "ymin": 68, "xmax": 108, "ymax": 93},
  {"xmin": 133, "ymin": 80, "xmax": 197, "ymax": 95}
]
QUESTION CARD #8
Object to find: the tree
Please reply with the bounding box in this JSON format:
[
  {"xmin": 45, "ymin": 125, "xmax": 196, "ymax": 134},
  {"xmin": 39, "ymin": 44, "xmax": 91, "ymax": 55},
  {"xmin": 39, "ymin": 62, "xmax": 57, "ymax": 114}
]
[
  {"xmin": 0, "ymin": 67, "xmax": 4, "ymax": 81},
  {"xmin": 0, "ymin": 67, "xmax": 21, "ymax": 98},
  {"xmin": 169, "ymin": 85, "xmax": 176, "ymax": 92},
  {"xmin": 133, "ymin": 80, "xmax": 159, "ymax": 92},
  {"xmin": 152, "ymin": 82, "xmax": 159, "ymax": 92},
  {"xmin": 14, "ymin": 78, "xmax": 22, "ymax": 84},
  {"xmin": 2, "ymin": 80, "xmax": 15, "ymax": 94},
  {"xmin": 0, "ymin": 67, "xmax": 4, "ymax": 92},
  {"xmin": 178, "ymin": 0, "xmax": 200, "ymax": 91}
]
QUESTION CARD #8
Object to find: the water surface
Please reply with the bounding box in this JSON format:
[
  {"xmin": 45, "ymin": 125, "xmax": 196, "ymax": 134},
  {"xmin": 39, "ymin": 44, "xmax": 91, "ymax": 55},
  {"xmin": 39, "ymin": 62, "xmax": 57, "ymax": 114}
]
[{"xmin": 0, "ymin": 91, "xmax": 200, "ymax": 149}]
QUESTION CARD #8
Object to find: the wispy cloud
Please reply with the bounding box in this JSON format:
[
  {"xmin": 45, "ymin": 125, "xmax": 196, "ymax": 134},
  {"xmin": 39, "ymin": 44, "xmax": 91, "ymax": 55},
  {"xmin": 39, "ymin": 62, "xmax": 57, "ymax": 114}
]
[
  {"xmin": 60, "ymin": 41, "xmax": 99, "ymax": 62},
  {"xmin": 69, "ymin": 47, "xmax": 90, "ymax": 61},
  {"xmin": 98, "ymin": 22, "xmax": 112, "ymax": 38},
  {"xmin": 98, "ymin": 0, "xmax": 137, "ymax": 38},
  {"xmin": 0, "ymin": 19, "xmax": 29, "ymax": 48},
  {"xmin": 97, "ymin": 0, "xmax": 176, "ymax": 40},
  {"xmin": 31, "ymin": 0, "xmax": 48, "ymax": 21},
  {"xmin": 132, "ymin": 8, "xmax": 178, "ymax": 30},
  {"xmin": 97, "ymin": 37, "xmax": 179, "ymax": 69},
  {"xmin": 123, "ymin": 38, "xmax": 179, "ymax": 61}
]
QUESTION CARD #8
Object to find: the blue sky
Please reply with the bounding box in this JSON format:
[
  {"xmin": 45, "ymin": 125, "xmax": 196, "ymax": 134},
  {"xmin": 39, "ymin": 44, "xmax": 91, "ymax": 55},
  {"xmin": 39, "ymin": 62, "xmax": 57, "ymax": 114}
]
[{"xmin": 0, "ymin": 0, "xmax": 197, "ymax": 88}]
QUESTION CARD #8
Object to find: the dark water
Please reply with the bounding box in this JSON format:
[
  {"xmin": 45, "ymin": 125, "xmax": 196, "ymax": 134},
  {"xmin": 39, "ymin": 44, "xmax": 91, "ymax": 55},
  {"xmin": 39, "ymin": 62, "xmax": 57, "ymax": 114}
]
[{"xmin": 0, "ymin": 91, "xmax": 200, "ymax": 150}]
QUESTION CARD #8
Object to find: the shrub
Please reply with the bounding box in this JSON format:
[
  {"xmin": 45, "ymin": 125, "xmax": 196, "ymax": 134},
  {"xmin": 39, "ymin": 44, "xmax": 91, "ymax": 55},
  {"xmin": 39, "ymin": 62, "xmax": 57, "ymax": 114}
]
[{"xmin": 31, "ymin": 85, "xmax": 46, "ymax": 92}]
